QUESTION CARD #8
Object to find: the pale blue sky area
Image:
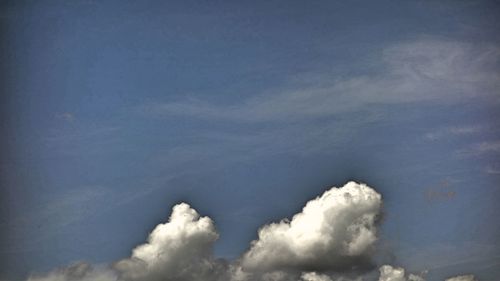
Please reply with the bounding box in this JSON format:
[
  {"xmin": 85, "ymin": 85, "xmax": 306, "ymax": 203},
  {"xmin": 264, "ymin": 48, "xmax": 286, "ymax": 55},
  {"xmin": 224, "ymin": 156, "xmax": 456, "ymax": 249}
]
[{"xmin": 1, "ymin": 1, "xmax": 500, "ymax": 280}]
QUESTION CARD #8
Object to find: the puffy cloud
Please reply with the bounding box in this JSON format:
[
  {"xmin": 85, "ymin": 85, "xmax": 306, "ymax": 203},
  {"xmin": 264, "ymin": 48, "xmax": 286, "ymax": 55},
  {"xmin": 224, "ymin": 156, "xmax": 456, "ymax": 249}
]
[
  {"xmin": 241, "ymin": 181, "xmax": 382, "ymax": 272},
  {"xmin": 378, "ymin": 265, "xmax": 406, "ymax": 281},
  {"xmin": 114, "ymin": 203, "xmax": 225, "ymax": 281},
  {"xmin": 301, "ymin": 272, "xmax": 333, "ymax": 281},
  {"xmin": 445, "ymin": 275, "xmax": 478, "ymax": 281},
  {"xmin": 22, "ymin": 182, "xmax": 480, "ymax": 281},
  {"xmin": 27, "ymin": 203, "xmax": 226, "ymax": 281},
  {"xmin": 378, "ymin": 265, "xmax": 425, "ymax": 281}
]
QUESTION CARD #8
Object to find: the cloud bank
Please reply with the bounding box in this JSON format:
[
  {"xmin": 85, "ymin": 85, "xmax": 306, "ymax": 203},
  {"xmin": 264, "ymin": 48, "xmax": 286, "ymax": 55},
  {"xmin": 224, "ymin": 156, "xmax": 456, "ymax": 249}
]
[{"xmin": 25, "ymin": 182, "xmax": 478, "ymax": 281}]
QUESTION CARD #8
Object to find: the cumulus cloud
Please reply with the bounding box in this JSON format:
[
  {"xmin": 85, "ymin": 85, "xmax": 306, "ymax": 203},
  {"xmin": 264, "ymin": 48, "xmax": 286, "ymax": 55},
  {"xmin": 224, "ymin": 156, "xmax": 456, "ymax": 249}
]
[
  {"xmin": 378, "ymin": 265, "xmax": 424, "ymax": 281},
  {"xmin": 27, "ymin": 203, "xmax": 226, "ymax": 281},
  {"xmin": 241, "ymin": 181, "xmax": 382, "ymax": 272},
  {"xmin": 301, "ymin": 272, "xmax": 333, "ymax": 281},
  {"xmin": 23, "ymin": 182, "xmax": 480, "ymax": 281},
  {"xmin": 114, "ymin": 203, "xmax": 225, "ymax": 281}
]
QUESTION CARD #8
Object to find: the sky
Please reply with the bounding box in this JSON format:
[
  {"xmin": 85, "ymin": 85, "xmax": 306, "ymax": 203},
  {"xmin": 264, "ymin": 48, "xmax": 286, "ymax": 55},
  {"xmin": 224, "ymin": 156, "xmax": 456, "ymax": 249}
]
[{"xmin": 0, "ymin": 1, "xmax": 500, "ymax": 281}]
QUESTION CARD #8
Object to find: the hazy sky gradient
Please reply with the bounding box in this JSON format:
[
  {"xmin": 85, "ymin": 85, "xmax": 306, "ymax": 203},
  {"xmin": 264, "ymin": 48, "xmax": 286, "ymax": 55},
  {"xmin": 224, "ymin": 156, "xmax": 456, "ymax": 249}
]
[{"xmin": 1, "ymin": 1, "xmax": 499, "ymax": 280}]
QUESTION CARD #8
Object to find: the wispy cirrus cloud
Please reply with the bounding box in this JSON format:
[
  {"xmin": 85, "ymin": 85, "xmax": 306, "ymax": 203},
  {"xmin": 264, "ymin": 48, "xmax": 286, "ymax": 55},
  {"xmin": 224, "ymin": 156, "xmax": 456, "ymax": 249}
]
[
  {"xmin": 474, "ymin": 141, "xmax": 500, "ymax": 154},
  {"xmin": 424, "ymin": 125, "xmax": 485, "ymax": 141},
  {"xmin": 55, "ymin": 112, "xmax": 75, "ymax": 122},
  {"xmin": 484, "ymin": 166, "xmax": 500, "ymax": 175},
  {"xmin": 456, "ymin": 140, "xmax": 500, "ymax": 157},
  {"xmin": 142, "ymin": 38, "xmax": 500, "ymax": 123}
]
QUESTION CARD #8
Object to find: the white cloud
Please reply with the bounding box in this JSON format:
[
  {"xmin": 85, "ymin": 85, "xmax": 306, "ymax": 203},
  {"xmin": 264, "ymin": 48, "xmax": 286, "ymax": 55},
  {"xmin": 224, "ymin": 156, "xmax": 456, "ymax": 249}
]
[
  {"xmin": 241, "ymin": 181, "xmax": 382, "ymax": 272},
  {"xmin": 457, "ymin": 140, "xmax": 500, "ymax": 157},
  {"xmin": 22, "ymin": 182, "xmax": 482, "ymax": 281},
  {"xmin": 301, "ymin": 272, "xmax": 333, "ymax": 281},
  {"xmin": 144, "ymin": 39, "xmax": 500, "ymax": 123},
  {"xmin": 378, "ymin": 265, "xmax": 406, "ymax": 281},
  {"xmin": 260, "ymin": 271, "xmax": 295, "ymax": 281},
  {"xmin": 384, "ymin": 40, "xmax": 500, "ymax": 87},
  {"xmin": 445, "ymin": 275, "xmax": 478, "ymax": 281},
  {"xmin": 55, "ymin": 112, "xmax": 75, "ymax": 122},
  {"xmin": 475, "ymin": 141, "xmax": 500, "ymax": 154},
  {"xmin": 424, "ymin": 125, "xmax": 484, "ymax": 141},
  {"xmin": 378, "ymin": 265, "xmax": 425, "ymax": 281},
  {"xmin": 27, "ymin": 203, "xmax": 226, "ymax": 281},
  {"xmin": 114, "ymin": 203, "xmax": 225, "ymax": 281},
  {"xmin": 485, "ymin": 166, "xmax": 500, "ymax": 174}
]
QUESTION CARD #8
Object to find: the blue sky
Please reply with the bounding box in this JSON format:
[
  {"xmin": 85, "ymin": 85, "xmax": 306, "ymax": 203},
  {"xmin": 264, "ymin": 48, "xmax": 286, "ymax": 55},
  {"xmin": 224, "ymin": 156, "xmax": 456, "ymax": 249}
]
[{"xmin": 1, "ymin": 1, "xmax": 500, "ymax": 280}]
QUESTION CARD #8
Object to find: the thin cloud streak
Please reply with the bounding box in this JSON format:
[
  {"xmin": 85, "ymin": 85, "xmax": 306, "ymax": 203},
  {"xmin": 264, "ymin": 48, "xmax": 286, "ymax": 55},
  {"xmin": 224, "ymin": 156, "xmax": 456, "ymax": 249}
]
[
  {"xmin": 424, "ymin": 125, "xmax": 485, "ymax": 141},
  {"xmin": 456, "ymin": 140, "xmax": 500, "ymax": 157},
  {"xmin": 142, "ymin": 39, "xmax": 500, "ymax": 123}
]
